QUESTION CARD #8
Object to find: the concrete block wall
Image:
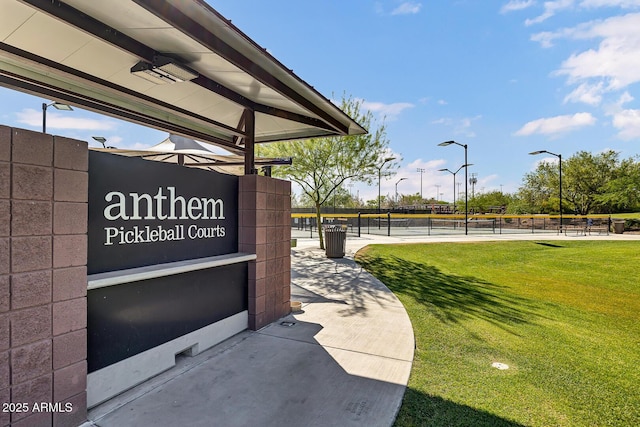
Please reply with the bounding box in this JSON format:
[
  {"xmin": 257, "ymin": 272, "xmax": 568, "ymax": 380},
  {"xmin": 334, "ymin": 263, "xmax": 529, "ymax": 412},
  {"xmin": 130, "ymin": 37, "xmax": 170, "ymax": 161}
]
[
  {"xmin": 239, "ymin": 175, "xmax": 292, "ymax": 330},
  {"xmin": 1, "ymin": 126, "xmax": 88, "ymax": 426}
]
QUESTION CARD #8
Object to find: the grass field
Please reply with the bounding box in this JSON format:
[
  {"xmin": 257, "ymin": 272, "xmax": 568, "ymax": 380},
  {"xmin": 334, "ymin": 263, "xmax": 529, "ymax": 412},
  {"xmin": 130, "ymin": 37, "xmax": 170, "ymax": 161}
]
[
  {"xmin": 355, "ymin": 241, "xmax": 640, "ymax": 427},
  {"xmin": 610, "ymin": 212, "xmax": 640, "ymax": 219}
]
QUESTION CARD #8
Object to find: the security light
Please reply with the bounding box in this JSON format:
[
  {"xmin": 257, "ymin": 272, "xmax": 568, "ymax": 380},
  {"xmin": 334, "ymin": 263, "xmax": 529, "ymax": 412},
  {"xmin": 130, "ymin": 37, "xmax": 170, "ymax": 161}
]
[
  {"xmin": 42, "ymin": 101, "xmax": 73, "ymax": 133},
  {"xmin": 92, "ymin": 136, "xmax": 107, "ymax": 148},
  {"xmin": 131, "ymin": 55, "xmax": 198, "ymax": 84},
  {"xmin": 51, "ymin": 102, "xmax": 73, "ymax": 111},
  {"xmin": 438, "ymin": 140, "xmax": 469, "ymax": 234},
  {"xmin": 438, "ymin": 140, "xmax": 455, "ymax": 147}
]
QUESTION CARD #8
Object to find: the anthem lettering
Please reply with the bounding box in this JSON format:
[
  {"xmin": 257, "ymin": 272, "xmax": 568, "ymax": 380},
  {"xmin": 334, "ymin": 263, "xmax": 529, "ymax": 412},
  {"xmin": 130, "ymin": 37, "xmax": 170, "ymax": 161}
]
[{"xmin": 104, "ymin": 187, "xmax": 225, "ymax": 221}]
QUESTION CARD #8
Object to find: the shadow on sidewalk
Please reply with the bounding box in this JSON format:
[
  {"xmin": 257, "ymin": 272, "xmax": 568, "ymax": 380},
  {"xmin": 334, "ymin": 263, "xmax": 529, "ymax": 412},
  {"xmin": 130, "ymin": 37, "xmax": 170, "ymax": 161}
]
[
  {"xmin": 91, "ymin": 318, "xmax": 408, "ymax": 427},
  {"xmin": 291, "ymin": 248, "xmax": 402, "ymax": 317}
]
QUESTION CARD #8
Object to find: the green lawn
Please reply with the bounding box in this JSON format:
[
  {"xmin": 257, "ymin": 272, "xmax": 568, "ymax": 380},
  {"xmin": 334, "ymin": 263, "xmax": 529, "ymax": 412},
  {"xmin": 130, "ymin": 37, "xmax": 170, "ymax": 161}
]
[
  {"xmin": 610, "ymin": 212, "xmax": 640, "ymax": 219},
  {"xmin": 355, "ymin": 241, "xmax": 640, "ymax": 427}
]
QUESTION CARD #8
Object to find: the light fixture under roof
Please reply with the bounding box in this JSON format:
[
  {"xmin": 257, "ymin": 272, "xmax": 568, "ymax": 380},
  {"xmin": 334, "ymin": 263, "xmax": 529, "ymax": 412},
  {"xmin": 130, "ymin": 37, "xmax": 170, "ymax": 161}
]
[
  {"xmin": 51, "ymin": 102, "xmax": 73, "ymax": 111},
  {"xmin": 131, "ymin": 55, "xmax": 198, "ymax": 84}
]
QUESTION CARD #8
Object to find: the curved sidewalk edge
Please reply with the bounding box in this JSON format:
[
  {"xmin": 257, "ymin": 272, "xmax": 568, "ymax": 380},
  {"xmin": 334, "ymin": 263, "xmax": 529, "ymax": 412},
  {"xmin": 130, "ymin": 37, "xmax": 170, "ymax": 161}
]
[
  {"xmin": 280, "ymin": 247, "xmax": 416, "ymax": 426},
  {"xmin": 86, "ymin": 247, "xmax": 415, "ymax": 427}
]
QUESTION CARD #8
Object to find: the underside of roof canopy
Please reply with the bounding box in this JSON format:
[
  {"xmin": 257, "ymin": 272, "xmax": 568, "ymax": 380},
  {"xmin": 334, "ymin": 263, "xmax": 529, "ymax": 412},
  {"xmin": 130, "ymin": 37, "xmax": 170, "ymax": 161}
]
[{"xmin": 0, "ymin": 0, "xmax": 366, "ymax": 171}]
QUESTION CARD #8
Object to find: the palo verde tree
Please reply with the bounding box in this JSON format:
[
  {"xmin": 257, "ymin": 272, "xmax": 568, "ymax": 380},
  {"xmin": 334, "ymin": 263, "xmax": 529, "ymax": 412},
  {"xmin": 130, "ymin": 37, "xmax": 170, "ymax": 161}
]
[{"xmin": 257, "ymin": 94, "xmax": 396, "ymax": 249}]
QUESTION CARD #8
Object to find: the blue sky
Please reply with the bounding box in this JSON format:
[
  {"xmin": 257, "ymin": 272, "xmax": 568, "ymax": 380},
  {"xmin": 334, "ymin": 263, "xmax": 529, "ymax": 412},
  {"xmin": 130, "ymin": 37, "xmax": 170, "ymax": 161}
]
[{"xmin": 2, "ymin": 0, "xmax": 640, "ymax": 203}]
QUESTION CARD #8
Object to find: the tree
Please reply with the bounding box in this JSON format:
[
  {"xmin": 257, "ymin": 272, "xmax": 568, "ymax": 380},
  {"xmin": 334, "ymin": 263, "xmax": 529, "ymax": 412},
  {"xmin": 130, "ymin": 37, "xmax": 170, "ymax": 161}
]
[
  {"xmin": 365, "ymin": 195, "xmax": 392, "ymax": 210},
  {"xmin": 596, "ymin": 157, "xmax": 640, "ymax": 212},
  {"xmin": 398, "ymin": 193, "xmax": 425, "ymax": 207},
  {"xmin": 563, "ymin": 151, "xmax": 618, "ymax": 214},
  {"xmin": 468, "ymin": 191, "xmax": 514, "ymax": 213},
  {"xmin": 518, "ymin": 160, "xmax": 559, "ymax": 214},
  {"xmin": 257, "ymin": 94, "xmax": 395, "ymax": 249},
  {"xmin": 518, "ymin": 150, "xmax": 640, "ymax": 214}
]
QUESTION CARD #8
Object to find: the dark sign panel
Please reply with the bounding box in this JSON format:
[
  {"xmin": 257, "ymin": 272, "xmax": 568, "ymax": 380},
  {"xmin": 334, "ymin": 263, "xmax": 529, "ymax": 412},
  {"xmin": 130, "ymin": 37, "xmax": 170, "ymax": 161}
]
[
  {"xmin": 88, "ymin": 151, "xmax": 238, "ymax": 274},
  {"xmin": 88, "ymin": 263, "xmax": 248, "ymax": 372}
]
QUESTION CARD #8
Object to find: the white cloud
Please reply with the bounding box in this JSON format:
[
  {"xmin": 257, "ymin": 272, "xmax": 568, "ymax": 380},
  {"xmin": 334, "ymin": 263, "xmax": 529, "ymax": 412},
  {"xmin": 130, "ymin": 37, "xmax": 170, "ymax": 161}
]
[
  {"xmin": 580, "ymin": 0, "xmax": 640, "ymax": 8},
  {"xmin": 610, "ymin": 108, "xmax": 640, "ymax": 139},
  {"xmin": 604, "ymin": 92, "xmax": 640, "ymax": 139},
  {"xmin": 563, "ymin": 82, "xmax": 605, "ymax": 105},
  {"xmin": 553, "ymin": 13, "xmax": 640, "ymax": 90},
  {"xmin": 361, "ymin": 100, "xmax": 414, "ymax": 121},
  {"xmin": 431, "ymin": 117, "xmax": 453, "ymax": 125},
  {"xmin": 437, "ymin": 99, "xmax": 448, "ymax": 105},
  {"xmin": 514, "ymin": 112, "xmax": 596, "ymax": 136},
  {"xmin": 523, "ymin": 0, "xmax": 640, "ymax": 28},
  {"xmin": 354, "ymin": 157, "xmax": 451, "ymax": 202},
  {"xmin": 386, "ymin": 158, "xmax": 449, "ymax": 201},
  {"xmin": 391, "ymin": 2, "xmax": 422, "ymax": 15},
  {"xmin": 17, "ymin": 108, "xmax": 117, "ymax": 131},
  {"xmin": 531, "ymin": 13, "xmax": 640, "ymax": 110},
  {"xmin": 433, "ymin": 115, "xmax": 481, "ymax": 138},
  {"xmin": 501, "ymin": 0, "xmax": 537, "ymax": 14},
  {"xmin": 525, "ymin": 0, "xmax": 576, "ymax": 26},
  {"xmin": 407, "ymin": 158, "xmax": 446, "ymax": 170},
  {"xmin": 615, "ymin": 91, "xmax": 634, "ymax": 106},
  {"xmin": 530, "ymin": 25, "xmax": 584, "ymax": 48},
  {"xmin": 457, "ymin": 116, "xmax": 482, "ymax": 137}
]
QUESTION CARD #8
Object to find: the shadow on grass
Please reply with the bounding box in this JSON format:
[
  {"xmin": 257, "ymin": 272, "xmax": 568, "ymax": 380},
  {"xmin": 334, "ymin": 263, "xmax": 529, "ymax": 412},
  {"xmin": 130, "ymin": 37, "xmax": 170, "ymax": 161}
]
[
  {"xmin": 356, "ymin": 254, "xmax": 539, "ymax": 329},
  {"xmin": 534, "ymin": 242, "xmax": 564, "ymax": 248},
  {"xmin": 395, "ymin": 388, "xmax": 526, "ymax": 427}
]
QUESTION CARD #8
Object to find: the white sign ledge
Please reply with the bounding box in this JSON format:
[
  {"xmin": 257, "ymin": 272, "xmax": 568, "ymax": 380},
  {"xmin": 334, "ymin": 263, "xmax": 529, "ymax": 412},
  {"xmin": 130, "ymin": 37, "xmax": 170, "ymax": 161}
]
[{"xmin": 87, "ymin": 252, "xmax": 257, "ymax": 290}]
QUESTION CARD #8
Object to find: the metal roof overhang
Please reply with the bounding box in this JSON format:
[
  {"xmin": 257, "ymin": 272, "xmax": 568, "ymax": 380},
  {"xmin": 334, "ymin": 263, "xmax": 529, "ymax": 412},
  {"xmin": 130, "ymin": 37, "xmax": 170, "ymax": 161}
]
[{"xmin": 0, "ymin": 0, "xmax": 366, "ymax": 164}]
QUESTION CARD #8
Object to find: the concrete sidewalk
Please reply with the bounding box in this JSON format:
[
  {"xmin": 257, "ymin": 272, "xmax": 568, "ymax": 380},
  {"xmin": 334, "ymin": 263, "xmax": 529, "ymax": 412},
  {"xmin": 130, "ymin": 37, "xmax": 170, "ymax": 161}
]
[
  {"xmin": 86, "ymin": 245, "xmax": 415, "ymax": 427},
  {"xmin": 86, "ymin": 231, "xmax": 639, "ymax": 426}
]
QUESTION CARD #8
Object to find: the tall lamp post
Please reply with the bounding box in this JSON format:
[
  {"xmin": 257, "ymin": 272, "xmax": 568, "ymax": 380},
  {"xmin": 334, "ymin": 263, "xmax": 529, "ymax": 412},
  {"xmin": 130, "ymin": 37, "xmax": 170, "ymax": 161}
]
[
  {"xmin": 416, "ymin": 168, "xmax": 425, "ymax": 201},
  {"xmin": 438, "ymin": 163, "xmax": 473, "ymax": 213},
  {"xmin": 92, "ymin": 136, "xmax": 107, "ymax": 148},
  {"xmin": 376, "ymin": 157, "xmax": 395, "ymax": 213},
  {"xmin": 530, "ymin": 150, "xmax": 563, "ymax": 231},
  {"xmin": 439, "ymin": 140, "xmax": 469, "ymax": 234},
  {"xmin": 395, "ymin": 177, "xmax": 407, "ymax": 206},
  {"xmin": 42, "ymin": 101, "xmax": 73, "ymax": 133}
]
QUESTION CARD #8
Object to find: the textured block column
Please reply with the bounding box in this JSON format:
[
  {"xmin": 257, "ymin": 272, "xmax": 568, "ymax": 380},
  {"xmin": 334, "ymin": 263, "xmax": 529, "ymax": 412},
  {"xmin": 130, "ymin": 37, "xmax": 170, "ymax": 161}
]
[
  {"xmin": 1, "ymin": 125, "xmax": 88, "ymax": 426},
  {"xmin": 239, "ymin": 175, "xmax": 291, "ymax": 330}
]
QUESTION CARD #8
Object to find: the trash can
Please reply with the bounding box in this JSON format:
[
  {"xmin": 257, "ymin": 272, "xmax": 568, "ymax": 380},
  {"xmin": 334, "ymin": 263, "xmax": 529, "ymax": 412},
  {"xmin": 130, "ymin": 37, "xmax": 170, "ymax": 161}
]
[
  {"xmin": 324, "ymin": 225, "xmax": 347, "ymax": 258},
  {"xmin": 613, "ymin": 220, "xmax": 625, "ymax": 234}
]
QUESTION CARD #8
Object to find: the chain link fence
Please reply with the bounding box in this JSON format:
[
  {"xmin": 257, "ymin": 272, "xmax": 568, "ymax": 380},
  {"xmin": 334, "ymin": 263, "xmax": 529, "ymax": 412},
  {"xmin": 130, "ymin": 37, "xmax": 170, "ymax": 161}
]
[{"xmin": 292, "ymin": 213, "xmax": 612, "ymax": 239}]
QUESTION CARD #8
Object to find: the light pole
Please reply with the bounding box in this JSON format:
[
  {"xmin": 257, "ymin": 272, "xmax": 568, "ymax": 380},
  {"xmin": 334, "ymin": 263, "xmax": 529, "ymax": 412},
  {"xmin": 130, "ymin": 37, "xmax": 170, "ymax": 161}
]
[
  {"xmin": 438, "ymin": 163, "xmax": 473, "ymax": 213},
  {"xmin": 395, "ymin": 178, "xmax": 407, "ymax": 206},
  {"xmin": 435, "ymin": 185, "xmax": 440, "ymax": 201},
  {"xmin": 377, "ymin": 157, "xmax": 395, "ymax": 213},
  {"xmin": 92, "ymin": 136, "xmax": 107, "ymax": 148},
  {"xmin": 416, "ymin": 168, "xmax": 425, "ymax": 201},
  {"xmin": 530, "ymin": 150, "xmax": 563, "ymax": 231},
  {"xmin": 470, "ymin": 173, "xmax": 478, "ymax": 198},
  {"xmin": 42, "ymin": 101, "xmax": 73, "ymax": 133},
  {"xmin": 439, "ymin": 140, "xmax": 469, "ymax": 234}
]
